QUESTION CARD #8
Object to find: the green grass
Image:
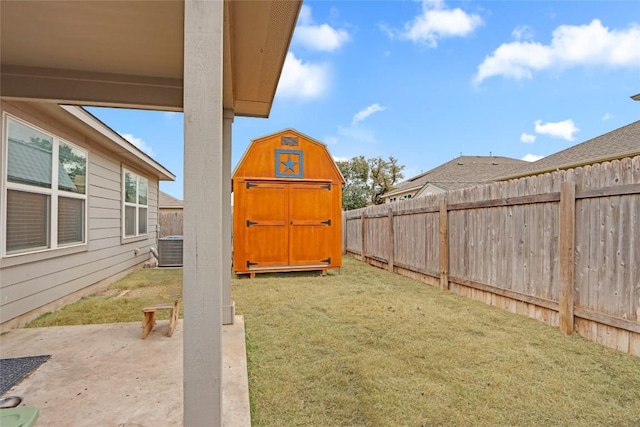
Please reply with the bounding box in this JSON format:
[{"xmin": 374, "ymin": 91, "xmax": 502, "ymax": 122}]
[
  {"xmin": 26, "ymin": 257, "xmax": 640, "ymax": 426},
  {"xmin": 25, "ymin": 268, "xmax": 182, "ymax": 327},
  {"xmin": 233, "ymin": 257, "xmax": 640, "ymax": 426}
]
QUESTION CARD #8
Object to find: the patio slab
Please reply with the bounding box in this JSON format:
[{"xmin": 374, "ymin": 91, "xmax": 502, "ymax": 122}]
[{"xmin": 0, "ymin": 316, "xmax": 250, "ymax": 426}]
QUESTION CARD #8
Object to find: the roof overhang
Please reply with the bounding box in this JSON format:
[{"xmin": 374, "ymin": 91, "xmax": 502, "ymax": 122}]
[
  {"xmin": 632, "ymin": 94, "xmax": 640, "ymax": 101},
  {"xmin": 0, "ymin": 0, "xmax": 301, "ymax": 117}
]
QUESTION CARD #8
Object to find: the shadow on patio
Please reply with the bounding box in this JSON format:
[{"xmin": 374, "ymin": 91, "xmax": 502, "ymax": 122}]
[{"xmin": 0, "ymin": 318, "xmax": 249, "ymax": 426}]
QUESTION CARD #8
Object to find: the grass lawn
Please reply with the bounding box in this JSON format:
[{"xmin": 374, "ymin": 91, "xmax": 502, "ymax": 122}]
[{"xmin": 28, "ymin": 256, "xmax": 640, "ymax": 426}]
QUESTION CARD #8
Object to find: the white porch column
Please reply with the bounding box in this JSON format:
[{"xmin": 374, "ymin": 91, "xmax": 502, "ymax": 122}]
[
  {"xmin": 222, "ymin": 109, "xmax": 235, "ymax": 325},
  {"xmin": 183, "ymin": 0, "xmax": 223, "ymax": 425}
]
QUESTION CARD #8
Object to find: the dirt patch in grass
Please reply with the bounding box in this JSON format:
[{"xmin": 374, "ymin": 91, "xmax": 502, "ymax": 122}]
[
  {"xmin": 26, "ymin": 268, "xmax": 183, "ymax": 327},
  {"xmin": 233, "ymin": 257, "xmax": 640, "ymax": 427}
]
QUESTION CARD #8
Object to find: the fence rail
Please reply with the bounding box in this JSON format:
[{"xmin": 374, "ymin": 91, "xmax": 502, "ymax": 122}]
[{"xmin": 343, "ymin": 156, "xmax": 640, "ymax": 356}]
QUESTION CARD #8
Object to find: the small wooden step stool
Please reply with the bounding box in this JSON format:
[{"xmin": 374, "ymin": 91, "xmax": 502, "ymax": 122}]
[{"xmin": 142, "ymin": 299, "xmax": 180, "ymax": 339}]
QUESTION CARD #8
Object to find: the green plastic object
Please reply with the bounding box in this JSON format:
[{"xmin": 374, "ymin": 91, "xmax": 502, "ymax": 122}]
[{"xmin": 0, "ymin": 407, "xmax": 40, "ymax": 427}]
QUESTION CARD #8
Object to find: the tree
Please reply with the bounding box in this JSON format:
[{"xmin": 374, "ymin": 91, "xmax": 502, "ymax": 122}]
[
  {"xmin": 337, "ymin": 155, "xmax": 370, "ymax": 210},
  {"xmin": 368, "ymin": 156, "xmax": 404, "ymax": 205},
  {"xmin": 337, "ymin": 155, "xmax": 405, "ymax": 210}
]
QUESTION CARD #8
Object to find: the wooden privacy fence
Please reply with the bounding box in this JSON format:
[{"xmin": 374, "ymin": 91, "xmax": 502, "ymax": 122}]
[
  {"xmin": 159, "ymin": 210, "xmax": 184, "ymax": 237},
  {"xmin": 343, "ymin": 156, "xmax": 640, "ymax": 356}
]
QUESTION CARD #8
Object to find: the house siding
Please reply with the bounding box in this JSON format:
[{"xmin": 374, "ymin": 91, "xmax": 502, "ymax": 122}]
[{"xmin": 0, "ymin": 101, "xmax": 161, "ymax": 329}]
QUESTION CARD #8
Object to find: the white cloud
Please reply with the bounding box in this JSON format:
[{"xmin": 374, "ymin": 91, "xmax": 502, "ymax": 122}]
[
  {"xmin": 512, "ymin": 25, "xmax": 534, "ymax": 41},
  {"xmin": 294, "ymin": 5, "xmax": 350, "ymax": 52},
  {"xmin": 325, "ymin": 136, "xmax": 339, "ymax": 145},
  {"xmin": 475, "ymin": 19, "xmax": 640, "ymax": 83},
  {"xmin": 332, "ymin": 155, "xmax": 349, "ymax": 162},
  {"xmin": 522, "ymin": 153, "xmax": 544, "ymax": 162},
  {"xmin": 119, "ymin": 133, "xmax": 154, "ymax": 156},
  {"xmin": 534, "ymin": 119, "xmax": 580, "ymax": 141},
  {"xmin": 352, "ymin": 104, "xmax": 387, "ymax": 126},
  {"xmin": 401, "ymin": 0, "xmax": 483, "ymax": 47},
  {"xmin": 276, "ymin": 52, "xmax": 329, "ymax": 99},
  {"xmin": 163, "ymin": 112, "xmax": 179, "ymax": 121},
  {"xmin": 602, "ymin": 113, "xmax": 613, "ymax": 121},
  {"xmin": 520, "ymin": 133, "xmax": 536, "ymax": 143}
]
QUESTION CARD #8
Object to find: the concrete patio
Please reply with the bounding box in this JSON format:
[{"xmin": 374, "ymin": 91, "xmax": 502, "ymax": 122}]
[{"xmin": 0, "ymin": 317, "xmax": 250, "ymax": 426}]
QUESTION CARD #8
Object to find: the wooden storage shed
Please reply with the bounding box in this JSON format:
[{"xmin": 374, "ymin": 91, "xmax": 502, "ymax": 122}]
[{"xmin": 232, "ymin": 129, "xmax": 344, "ymax": 277}]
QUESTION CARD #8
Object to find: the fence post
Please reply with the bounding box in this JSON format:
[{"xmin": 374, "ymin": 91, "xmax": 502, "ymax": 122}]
[
  {"xmin": 439, "ymin": 198, "xmax": 449, "ymax": 290},
  {"xmin": 342, "ymin": 212, "xmax": 347, "ymax": 255},
  {"xmin": 361, "ymin": 211, "xmax": 366, "ymax": 259},
  {"xmin": 388, "ymin": 206, "xmax": 394, "ymax": 272},
  {"xmin": 559, "ymin": 181, "xmax": 576, "ymax": 335}
]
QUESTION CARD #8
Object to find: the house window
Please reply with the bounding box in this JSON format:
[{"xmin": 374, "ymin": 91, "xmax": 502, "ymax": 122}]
[
  {"xmin": 123, "ymin": 169, "xmax": 148, "ymax": 237},
  {"xmin": 3, "ymin": 115, "xmax": 87, "ymax": 255}
]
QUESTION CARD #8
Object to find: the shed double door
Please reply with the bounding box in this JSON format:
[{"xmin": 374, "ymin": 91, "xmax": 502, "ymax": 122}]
[{"xmin": 242, "ymin": 181, "xmax": 333, "ymax": 269}]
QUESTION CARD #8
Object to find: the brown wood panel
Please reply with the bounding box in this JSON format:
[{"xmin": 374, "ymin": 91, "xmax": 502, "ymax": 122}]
[
  {"xmin": 342, "ymin": 155, "xmax": 640, "ymax": 356},
  {"xmin": 242, "ymin": 182, "xmax": 288, "ymax": 268},
  {"xmin": 289, "ymin": 183, "xmax": 333, "ymax": 266}
]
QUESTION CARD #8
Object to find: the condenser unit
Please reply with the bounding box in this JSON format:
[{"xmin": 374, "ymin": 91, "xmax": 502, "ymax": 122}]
[{"xmin": 158, "ymin": 236, "xmax": 183, "ymax": 267}]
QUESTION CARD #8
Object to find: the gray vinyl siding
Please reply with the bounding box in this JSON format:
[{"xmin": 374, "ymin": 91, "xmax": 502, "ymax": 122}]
[{"xmin": 0, "ymin": 101, "xmax": 161, "ymax": 325}]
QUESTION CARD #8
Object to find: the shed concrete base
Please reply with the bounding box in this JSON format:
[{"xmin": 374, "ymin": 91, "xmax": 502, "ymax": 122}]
[{"xmin": 0, "ymin": 317, "xmax": 250, "ymax": 427}]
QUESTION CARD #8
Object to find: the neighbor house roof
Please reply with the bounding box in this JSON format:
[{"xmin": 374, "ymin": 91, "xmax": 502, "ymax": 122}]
[
  {"xmin": 384, "ymin": 155, "xmax": 527, "ymax": 198},
  {"xmin": 7, "ymin": 138, "xmax": 76, "ymax": 190},
  {"xmin": 159, "ymin": 191, "xmax": 183, "ymax": 208},
  {"xmin": 498, "ymin": 120, "xmax": 640, "ymax": 180}
]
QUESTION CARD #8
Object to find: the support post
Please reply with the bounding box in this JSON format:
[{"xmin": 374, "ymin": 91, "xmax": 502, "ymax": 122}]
[
  {"xmin": 559, "ymin": 181, "xmax": 576, "ymax": 335},
  {"xmin": 183, "ymin": 0, "xmax": 223, "ymax": 424},
  {"xmin": 361, "ymin": 211, "xmax": 366, "ymax": 259},
  {"xmin": 222, "ymin": 109, "xmax": 235, "ymax": 325},
  {"xmin": 387, "ymin": 206, "xmax": 394, "ymax": 272},
  {"xmin": 439, "ymin": 198, "xmax": 449, "ymax": 290},
  {"xmin": 342, "ymin": 213, "xmax": 347, "ymax": 255}
]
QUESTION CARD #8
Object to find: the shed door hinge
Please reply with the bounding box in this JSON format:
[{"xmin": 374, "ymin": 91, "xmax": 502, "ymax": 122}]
[
  {"xmin": 321, "ymin": 183, "xmax": 331, "ymax": 190},
  {"xmin": 321, "ymin": 257, "xmax": 331, "ymax": 264},
  {"xmin": 246, "ymin": 182, "xmax": 258, "ymax": 189},
  {"xmin": 247, "ymin": 260, "xmax": 258, "ymax": 267},
  {"xmin": 246, "ymin": 220, "xmax": 258, "ymax": 227},
  {"xmin": 321, "ymin": 219, "xmax": 331, "ymax": 226}
]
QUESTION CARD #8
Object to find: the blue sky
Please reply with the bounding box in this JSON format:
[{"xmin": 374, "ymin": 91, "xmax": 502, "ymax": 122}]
[{"xmin": 88, "ymin": 0, "xmax": 640, "ymax": 200}]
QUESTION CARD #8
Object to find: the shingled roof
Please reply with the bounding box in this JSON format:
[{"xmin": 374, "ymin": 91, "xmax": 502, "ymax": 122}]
[
  {"xmin": 159, "ymin": 191, "xmax": 183, "ymax": 208},
  {"xmin": 384, "ymin": 155, "xmax": 527, "ymax": 198},
  {"xmin": 498, "ymin": 120, "xmax": 640, "ymax": 180}
]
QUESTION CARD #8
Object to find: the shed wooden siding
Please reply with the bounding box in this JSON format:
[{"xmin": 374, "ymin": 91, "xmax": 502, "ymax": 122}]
[
  {"xmin": 232, "ymin": 129, "xmax": 344, "ymax": 274},
  {"xmin": 344, "ymin": 156, "xmax": 640, "ymax": 356},
  {"xmin": 0, "ymin": 101, "xmax": 161, "ymax": 328}
]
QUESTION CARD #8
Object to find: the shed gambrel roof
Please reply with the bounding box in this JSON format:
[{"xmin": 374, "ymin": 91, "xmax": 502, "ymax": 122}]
[
  {"xmin": 498, "ymin": 120, "xmax": 640, "ymax": 180},
  {"xmin": 233, "ymin": 128, "xmax": 345, "ymax": 183},
  {"xmin": 384, "ymin": 155, "xmax": 526, "ymax": 198}
]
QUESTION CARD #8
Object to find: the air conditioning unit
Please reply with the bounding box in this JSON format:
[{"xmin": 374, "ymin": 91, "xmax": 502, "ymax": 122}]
[{"xmin": 158, "ymin": 236, "xmax": 183, "ymax": 267}]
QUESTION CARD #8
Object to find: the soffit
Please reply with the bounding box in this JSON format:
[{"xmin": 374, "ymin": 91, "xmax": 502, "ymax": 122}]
[{"xmin": 0, "ymin": 0, "xmax": 301, "ymax": 117}]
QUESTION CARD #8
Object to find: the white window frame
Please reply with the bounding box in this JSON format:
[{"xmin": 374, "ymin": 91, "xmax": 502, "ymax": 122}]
[
  {"xmin": 122, "ymin": 167, "xmax": 149, "ymax": 240},
  {"xmin": 1, "ymin": 113, "xmax": 88, "ymax": 258}
]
